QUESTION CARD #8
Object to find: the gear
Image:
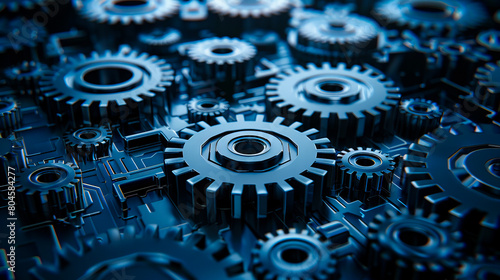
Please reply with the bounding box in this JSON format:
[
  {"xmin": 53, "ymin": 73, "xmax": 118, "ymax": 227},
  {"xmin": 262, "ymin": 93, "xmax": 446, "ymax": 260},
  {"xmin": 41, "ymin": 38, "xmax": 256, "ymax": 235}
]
[
  {"xmin": 0, "ymin": 0, "xmax": 45, "ymax": 12},
  {"xmin": 187, "ymin": 95, "xmax": 230, "ymax": 125},
  {"xmin": 403, "ymin": 124, "xmax": 500, "ymax": 253},
  {"xmin": 73, "ymin": 0, "xmax": 180, "ymax": 25},
  {"xmin": 367, "ymin": 209, "xmax": 463, "ymax": 280},
  {"xmin": 265, "ymin": 63, "xmax": 401, "ymax": 146},
  {"xmin": 32, "ymin": 225, "xmax": 253, "ymax": 280},
  {"xmin": 251, "ymin": 228, "xmax": 336, "ymax": 280},
  {"xmin": 374, "ymin": 0, "xmax": 487, "ymax": 37},
  {"xmin": 335, "ymin": 147, "xmax": 395, "ymax": 204},
  {"xmin": 137, "ymin": 27, "xmax": 181, "ymax": 55},
  {"xmin": 164, "ymin": 115, "xmax": 335, "ymax": 223},
  {"xmin": 476, "ymin": 30, "xmax": 500, "ymax": 60},
  {"xmin": 395, "ymin": 98, "xmax": 442, "ymax": 139},
  {"xmin": 39, "ymin": 45, "xmax": 174, "ymax": 127},
  {"xmin": 64, "ymin": 125, "xmax": 112, "ymax": 162},
  {"xmin": 16, "ymin": 160, "xmax": 84, "ymax": 223},
  {"xmin": 0, "ymin": 98, "xmax": 21, "ymax": 137},
  {"xmin": 474, "ymin": 60, "xmax": 500, "ymax": 112},
  {"xmin": 187, "ymin": 37, "xmax": 257, "ymax": 82},
  {"xmin": 288, "ymin": 13, "xmax": 380, "ymax": 64},
  {"xmin": 457, "ymin": 255, "xmax": 500, "ymax": 280},
  {"xmin": 0, "ymin": 18, "xmax": 47, "ymax": 66},
  {"xmin": 5, "ymin": 61, "xmax": 48, "ymax": 96}
]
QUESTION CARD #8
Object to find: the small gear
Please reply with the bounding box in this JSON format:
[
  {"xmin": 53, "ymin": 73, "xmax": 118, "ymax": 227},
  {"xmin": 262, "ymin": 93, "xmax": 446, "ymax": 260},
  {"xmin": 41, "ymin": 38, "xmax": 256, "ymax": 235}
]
[
  {"xmin": 374, "ymin": 0, "xmax": 487, "ymax": 37},
  {"xmin": 474, "ymin": 60, "xmax": 500, "ymax": 112},
  {"xmin": 5, "ymin": 61, "xmax": 48, "ymax": 96},
  {"xmin": 403, "ymin": 124, "xmax": 500, "ymax": 253},
  {"xmin": 288, "ymin": 13, "xmax": 380, "ymax": 64},
  {"xmin": 16, "ymin": 160, "xmax": 84, "ymax": 223},
  {"xmin": 335, "ymin": 147, "xmax": 395, "ymax": 204},
  {"xmin": 395, "ymin": 98, "xmax": 442, "ymax": 139},
  {"xmin": 137, "ymin": 27, "xmax": 181, "ymax": 55},
  {"xmin": 0, "ymin": 0, "xmax": 45, "ymax": 11},
  {"xmin": 187, "ymin": 37, "xmax": 257, "ymax": 82},
  {"xmin": 0, "ymin": 98, "xmax": 21, "ymax": 137},
  {"xmin": 73, "ymin": 0, "xmax": 180, "ymax": 25},
  {"xmin": 164, "ymin": 115, "xmax": 335, "ymax": 223},
  {"xmin": 251, "ymin": 228, "xmax": 336, "ymax": 280},
  {"xmin": 0, "ymin": 18, "xmax": 47, "ymax": 65},
  {"xmin": 367, "ymin": 209, "xmax": 463, "ymax": 280},
  {"xmin": 457, "ymin": 255, "xmax": 500, "ymax": 280},
  {"xmin": 32, "ymin": 225, "xmax": 253, "ymax": 280},
  {"xmin": 476, "ymin": 30, "xmax": 500, "ymax": 59},
  {"xmin": 187, "ymin": 95, "xmax": 230, "ymax": 125},
  {"xmin": 39, "ymin": 45, "xmax": 174, "ymax": 127},
  {"xmin": 265, "ymin": 63, "xmax": 400, "ymax": 146},
  {"xmin": 64, "ymin": 125, "xmax": 112, "ymax": 162}
]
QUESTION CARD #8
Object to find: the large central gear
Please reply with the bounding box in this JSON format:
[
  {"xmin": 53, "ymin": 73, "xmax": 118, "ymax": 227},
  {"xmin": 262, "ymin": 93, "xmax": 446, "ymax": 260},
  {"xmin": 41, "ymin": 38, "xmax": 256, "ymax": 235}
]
[
  {"xmin": 265, "ymin": 63, "xmax": 400, "ymax": 146},
  {"xmin": 164, "ymin": 115, "xmax": 335, "ymax": 223},
  {"xmin": 403, "ymin": 124, "xmax": 500, "ymax": 253},
  {"xmin": 40, "ymin": 45, "xmax": 174, "ymax": 127}
]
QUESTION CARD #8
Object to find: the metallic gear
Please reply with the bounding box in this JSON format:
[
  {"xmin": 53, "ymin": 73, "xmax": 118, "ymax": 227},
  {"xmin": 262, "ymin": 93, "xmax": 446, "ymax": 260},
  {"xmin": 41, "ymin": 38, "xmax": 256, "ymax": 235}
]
[
  {"xmin": 395, "ymin": 98, "xmax": 442, "ymax": 140},
  {"xmin": 40, "ymin": 45, "xmax": 174, "ymax": 127},
  {"xmin": 374, "ymin": 0, "xmax": 487, "ymax": 36},
  {"xmin": 16, "ymin": 160, "xmax": 84, "ymax": 223},
  {"xmin": 403, "ymin": 124, "xmax": 500, "ymax": 253},
  {"xmin": 474, "ymin": 60, "xmax": 500, "ymax": 112},
  {"xmin": 0, "ymin": 98, "xmax": 21, "ymax": 137},
  {"xmin": 5, "ymin": 61, "xmax": 48, "ymax": 96},
  {"xmin": 164, "ymin": 115, "xmax": 335, "ymax": 223},
  {"xmin": 0, "ymin": 0, "xmax": 45, "ymax": 11},
  {"xmin": 73, "ymin": 0, "xmax": 180, "ymax": 25},
  {"xmin": 32, "ymin": 225, "xmax": 253, "ymax": 280},
  {"xmin": 335, "ymin": 147, "xmax": 395, "ymax": 204},
  {"xmin": 265, "ymin": 63, "xmax": 401, "ymax": 146},
  {"xmin": 251, "ymin": 228, "xmax": 336, "ymax": 280},
  {"xmin": 187, "ymin": 37, "xmax": 257, "ymax": 82},
  {"xmin": 138, "ymin": 28, "xmax": 181, "ymax": 55},
  {"xmin": 367, "ymin": 209, "xmax": 463, "ymax": 280},
  {"xmin": 64, "ymin": 125, "xmax": 112, "ymax": 162},
  {"xmin": 476, "ymin": 30, "xmax": 500, "ymax": 59},
  {"xmin": 457, "ymin": 255, "xmax": 500, "ymax": 280},
  {"xmin": 187, "ymin": 95, "xmax": 230, "ymax": 125}
]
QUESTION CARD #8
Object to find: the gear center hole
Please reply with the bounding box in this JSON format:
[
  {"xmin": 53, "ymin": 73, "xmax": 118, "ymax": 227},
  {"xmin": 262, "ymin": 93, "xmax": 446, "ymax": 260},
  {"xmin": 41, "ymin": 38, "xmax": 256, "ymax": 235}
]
[
  {"xmin": 36, "ymin": 170, "xmax": 62, "ymax": 183},
  {"xmin": 83, "ymin": 67, "xmax": 134, "ymax": 86},
  {"xmin": 112, "ymin": 0, "xmax": 148, "ymax": 7},
  {"xmin": 410, "ymin": 2, "xmax": 449, "ymax": 15},
  {"xmin": 199, "ymin": 102, "xmax": 216, "ymax": 109},
  {"xmin": 356, "ymin": 158, "xmax": 376, "ymax": 167},
  {"xmin": 329, "ymin": 22, "xmax": 346, "ymax": 30},
  {"xmin": 0, "ymin": 102, "xmax": 9, "ymax": 110},
  {"xmin": 281, "ymin": 248, "xmax": 309, "ymax": 264},
  {"xmin": 488, "ymin": 161, "xmax": 500, "ymax": 178},
  {"xmin": 233, "ymin": 138, "xmax": 266, "ymax": 155},
  {"xmin": 409, "ymin": 104, "xmax": 431, "ymax": 113},
  {"xmin": 78, "ymin": 131, "xmax": 98, "ymax": 140},
  {"xmin": 398, "ymin": 228, "xmax": 430, "ymax": 247},
  {"xmin": 319, "ymin": 82, "xmax": 344, "ymax": 93},
  {"xmin": 211, "ymin": 47, "xmax": 234, "ymax": 55}
]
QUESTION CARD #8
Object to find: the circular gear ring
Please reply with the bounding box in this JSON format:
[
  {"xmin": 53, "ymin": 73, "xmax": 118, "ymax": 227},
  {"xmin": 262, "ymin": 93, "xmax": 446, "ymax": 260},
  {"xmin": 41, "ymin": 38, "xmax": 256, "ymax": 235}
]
[
  {"xmin": 457, "ymin": 255, "xmax": 500, "ymax": 280},
  {"xmin": 187, "ymin": 37, "xmax": 256, "ymax": 82},
  {"xmin": 265, "ymin": 63, "xmax": 400, "ymax": 146},
  {"xmin": 64, "ymin": 125, "xmax": 112, "ymax": 162},
  {"xmin": 395, "ymin": 98, "xmax": 442, "ymax": 139},
  {"xmin": 32, "ymin": 225, "xmax": 253, "ymax": 280},
  {"xmin": 0, "ymin": 98, "xmax": 21, "ymax": 136},
  {"xmin": 40, "ymin": 45, "xmax": 174, "ymax": 127},
  {"xmin": 336, "ymin": 147, "xmax": 395, "ymax": 204},
  {"xmin": 403, "ymin": 124, "xmax": 500, "ymax": 253},
  {"xmin": 251, "ymin": 228, "xmax": 336, "ymax": 280},
  {"xmin": 164, "ymin": 115, "xmax": 335, "ymax": 223},
  {"xmin": 16, "ymin": 160, "xmax": 84, "ymax": 223},
  {"xmin": 187, "ymin": 95, "xmax": 230, "ymax": 125},
  {"xmin": 367, "ymin": 209, "xmax": 463, "ymax": 280},
  {"xmin": 474, "ymin": 60, "xmax": 500, "ymax": 112}
]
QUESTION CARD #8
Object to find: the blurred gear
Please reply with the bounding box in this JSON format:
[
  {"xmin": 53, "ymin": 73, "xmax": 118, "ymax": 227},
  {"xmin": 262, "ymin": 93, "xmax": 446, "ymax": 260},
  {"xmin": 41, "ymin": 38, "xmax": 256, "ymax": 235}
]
[
  {"xmin": 0, "ymin": 0, "xmax": 46, "ymax": 11},
  {"xmin": 165, "ymin": 115, "xmax": 335, "ymax": 223},
  {"xmin": 395, "ymin": 98, "xmax": 442, "ymax": 139},
  {"xmin": 265, "ymin": 63, "xmax": 400, "ymax": 146},
  {"xmin": 0, "ymin": 98, "xmax": 21, "ymax": 137},
  {"xmin": 16, "ymin": 160, "xmax": 84, "ymax": 223},
  {"xmin": 138, "ymin": 27, "xmax": 181, "ymax": 55},
  {"xmin": 0, "ymin": 18, "xmax": 47, "ymax": 66},
  {"xmin": 457, "ymin": 255, "xmax": 500, "ymax": 280},
  {"xmin": 251, "ymin": 228, "xmax": 336, "ymax": 280},
  {"xmin": 476, "ymin": 30, "xmax": 500, "ymax": 60},
  {"xmin": 187, "ymin": 95, "xmax": 230, "ymax": 125},
  {"xmin": 242, "ymin": 29, "xmax": 280, "ymax": 53},
  {"xmin": 40, "ymin": 45, "xmax": 174, "ymax": 127},
  {"xmin": 64, "ymin": 125, "xmax": 112, "ymax": 162},
  {"xmin": 368, "ymin": 209, "xmax": 463, "ymax": 280},
  {"xmin": 5, "ymin": 61, "xmax": 48, "ymax": 96},
  {"xmin": 403, "ymin": 124, "xmax": 500, "ymax": 253},
  {"xmin": 336, "ymin": 147, "xmax": 395, "ymax": 204},
  {"xmin": 33, "ymin": 225, "xmax": 253, "ymax": 280},
  {"xmin": 187, "ymin": 37, "xmax": 257, "ymax": 83},
  {"xmin": 474, "ymin": 60, "xmax": 500, "ymax": 112}
]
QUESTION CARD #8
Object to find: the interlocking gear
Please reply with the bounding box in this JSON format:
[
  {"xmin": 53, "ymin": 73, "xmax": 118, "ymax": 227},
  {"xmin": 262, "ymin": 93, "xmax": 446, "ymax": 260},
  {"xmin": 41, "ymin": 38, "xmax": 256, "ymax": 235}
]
[
  {"xmin": 5, "ymin": 61, "xmax": 48, "ymax": 96},
  {"xmin": 16, "ymin": 160, "xmax": 84, "ymax": 223},
  {"xmin": 40, "ymin": 45, "xmax": 174, "ymax": 127},
  {"xmin": 0, "ymin": 98, "xmax": 21, "ymax": 137},
  {"xmin": 64, "ymin": 125, "xmax": 112, "ymax": 162},
  {"xmin": 138, "ymin": 28, "xmax": 181, "ymax": 55},
  {"xmin": 32, "ymin": 225, "xmax": 253, "ymax": 280},
  {"xmin": 395, "ymin": 98, "xmax": 442, "ymax": 139},
  {"xmin": 474, "ymin": 60, "xmax": 500, "ymax": 112},
  {"xmin": 187, "ymin": 37, "xmax": 257, "ymax": 82},
  {"xmin": 403, "ymin": 124, "xmax": 500, "ymax": 253},
  {"xmin": 251, "ymin": 228, "xmax": 336, "ymax": 280},
  {"xmin": 368, "ymin": 209, "xmax": 463, "ymax": 280},
  {"xmin": 336, "ymin": 147, "xmax": 395, "ymax": 204},
  {"xmin": 164, "ymin": 115, "xmax": 335, "ymax": 223},
  {"xmin": 187, "ymin": 95, "xmax": 230, "ymax": 125},
  {"xmin": 265, "ymin": 63, "xmax": 400, "ymax": 146}
]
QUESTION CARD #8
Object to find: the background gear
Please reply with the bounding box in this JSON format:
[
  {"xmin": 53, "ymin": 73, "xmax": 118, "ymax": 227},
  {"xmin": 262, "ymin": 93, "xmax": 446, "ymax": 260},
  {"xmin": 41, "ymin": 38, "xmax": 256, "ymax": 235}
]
[
  {"xmin": 395, "ymin": 98, "xmax": 442, "ymax": 139},
  {"xmin": 64, "ymin": 125, "xmax": 112, "ymax": 162},
  {"xmin": 474, "ymin": 60, "xmax": 500, "ymax": 112},
  {"xmin": 186, "ymin": 95, "xmax": 230, "ymax": 125},
  {"xmin": 5, "ymin": 61, "xmax": 48, "ymax": 96},
  {"xmin": 0, "ymin": 98, "xmax": 21, "ymax": 137}
]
